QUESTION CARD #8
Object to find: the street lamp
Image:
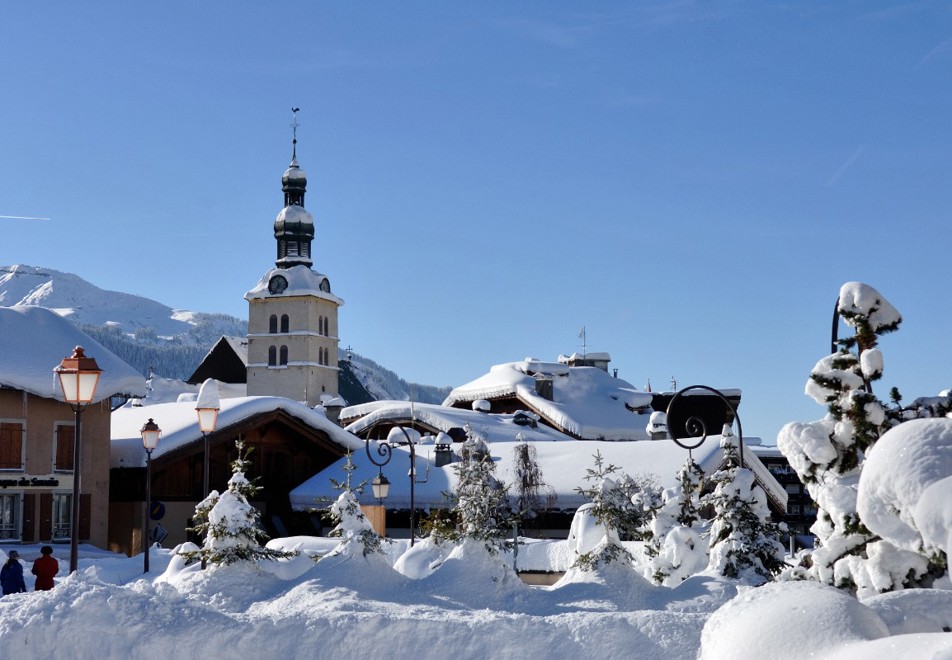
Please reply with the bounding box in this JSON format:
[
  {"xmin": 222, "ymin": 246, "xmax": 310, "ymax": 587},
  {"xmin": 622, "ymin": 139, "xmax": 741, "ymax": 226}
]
[
  {"xmin": 365, "ymin": 425, "xmax": 427, "ymax": 546},
  {"xmin": 371, "ymin": 471, "xmax": 391, "ymax": 502},
  {"xmin": 54, "ymin": 346, "xmax": 102, "ymax": 574},
  {"xmin": 140, "ymin": 418, "xmax": 161, "ymax": 573},
  {"xmin": 195, "ymin": 379, "xmax": 220, "ymax": 499}
]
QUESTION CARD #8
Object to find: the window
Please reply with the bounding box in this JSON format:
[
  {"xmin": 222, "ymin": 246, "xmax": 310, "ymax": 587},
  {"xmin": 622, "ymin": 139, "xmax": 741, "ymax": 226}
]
[
  {"xmin": 269, "ymin": 315, "xmax": 278, "ymax": 334},
  {"xmin": 268, "ymin": 346, "xmax": 277, "ymax": 366},
  {"xmin": 52, "ymin": 493, "xmax": 71, "ymax": 541},
  {"xmin": 319, "ymin": 347, "xmax": 326, "ymax": 366},
  {"xmin": 0, "ymin": 421, "xmax": 24, "ymax": 471},
  {"xmin": 279, "ymin": 345, "xmax": 288, "ymax": 366},
  {"xmin": 323, "ymin": 317, "xmax": 329, "ymax": 336},
  {"xmin": 0, "ymin": 494, "xmax": 19, "ymax": 540},
  {"xmin": 318, "ymin": 315, "xmax": 324, "ymax": 336},
  {"xmin": 280, "ymin": 314, "xmax": 289, "ymax": 333},
  {"xmin": 785, "ymin": 484, "xmax": 801, "ymax": 495},
  {"xmin": 54, "ymin": 424, "xmax": 75, "ymax": 472}
]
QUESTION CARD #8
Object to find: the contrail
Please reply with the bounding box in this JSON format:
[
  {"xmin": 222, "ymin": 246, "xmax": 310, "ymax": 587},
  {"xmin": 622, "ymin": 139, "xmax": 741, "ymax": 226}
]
[{"xmin": 0, "ymin": 215, "xmax": 51, "ymax": 221}]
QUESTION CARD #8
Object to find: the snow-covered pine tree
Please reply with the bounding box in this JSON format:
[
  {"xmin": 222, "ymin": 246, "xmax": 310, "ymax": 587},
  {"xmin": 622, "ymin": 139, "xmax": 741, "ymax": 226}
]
[
  {"xmin": 182, "ymin": 438, "xmax": 296, "ymax": 566},
  {"xmin": 449, "ymin": 435, "xmax": 512, "ymax": 554},
  {"xmin": 324, "ymin": 452, "xmax": 388, "ymax": 557},
  {"xmin": 779, "ymin": 283, "xmax": 900, "ymax": 588},
  {"xmin": 572, "ymin": 451, "xmax": 648, "ymax": 570},
  {"xmin": 779, "ymin": 282, "xmax": 945, "ymax": 595},
  {"xmin": 706, "ymin": 427, "xmax": 785, "ymax": 582},
  {"xmin": 645, "ymin": 456, "xmax": 707, "ymax": 585}
]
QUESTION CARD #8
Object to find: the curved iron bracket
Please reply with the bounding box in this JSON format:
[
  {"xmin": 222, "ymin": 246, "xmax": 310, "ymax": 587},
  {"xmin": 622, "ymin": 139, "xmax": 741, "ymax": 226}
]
[{"xmin": 665, "ymin": 384, "xmax": 744, "ymax": 469}]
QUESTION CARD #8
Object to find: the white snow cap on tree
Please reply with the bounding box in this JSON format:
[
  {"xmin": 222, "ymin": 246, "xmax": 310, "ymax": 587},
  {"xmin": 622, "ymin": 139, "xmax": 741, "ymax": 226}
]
[{"xmin": 838, "ymin": 282, "xmax": 902, "ymax": 332}]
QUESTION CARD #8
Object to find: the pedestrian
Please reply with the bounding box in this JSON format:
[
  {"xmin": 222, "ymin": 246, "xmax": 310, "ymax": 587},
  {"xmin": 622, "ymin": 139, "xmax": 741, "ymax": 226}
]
[
  {"xmin": 32, "ymin": 545, "xmax": 59, "ymax": 591},
  {"xmin": 1, "ymin": 550, "xmax": 27, "ymax": 595}
]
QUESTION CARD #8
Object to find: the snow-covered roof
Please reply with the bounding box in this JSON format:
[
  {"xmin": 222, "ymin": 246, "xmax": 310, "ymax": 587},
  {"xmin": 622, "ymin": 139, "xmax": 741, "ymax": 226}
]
[
  {"xmin": 0, "ymin": 305, "xmax": 147, "ymax": 402},
  {"xmin": 220, "ymin": 336, "xmax": 248, "ymax": 364},
  {"xmin": 443, "ymin": 360, "xmax": 655, "ymax": 441},
  {"xmin": 344, "ymin": 401, "xmax": 574, "ymax": 443},
  {"xmin": 244, "ymin": 265, "xmax": 344, "ymax": 305},
  {"xmin": 291, "ymin": 432, "xmax": 785, "ymax": 512},
  {"xmin": 111, "ymin": 396, "xmax": 363, "ymax": 468}
]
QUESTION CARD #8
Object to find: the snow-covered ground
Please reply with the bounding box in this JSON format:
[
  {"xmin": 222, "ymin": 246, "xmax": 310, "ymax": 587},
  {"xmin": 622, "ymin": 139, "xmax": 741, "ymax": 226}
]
[{"xmin": 0, "ymin": 539, "xmax": 949, "ymax": 659}]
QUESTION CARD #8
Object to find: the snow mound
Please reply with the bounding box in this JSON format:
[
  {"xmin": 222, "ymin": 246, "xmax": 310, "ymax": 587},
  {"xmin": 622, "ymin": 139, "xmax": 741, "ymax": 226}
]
[
  {"xmin": 423, "ymin": 539, "xmax": 529, "ymax": 609},
  {"xmin": 698, "ymin": 581, "xmax": 889, "ymax": 660},
  {"xmin": 863, "ymin": 589, "xmax": 952, "ymax": 635},
  {"xmin": 858, "ymin": 418, "xmax": 952, "ymax": 554}
]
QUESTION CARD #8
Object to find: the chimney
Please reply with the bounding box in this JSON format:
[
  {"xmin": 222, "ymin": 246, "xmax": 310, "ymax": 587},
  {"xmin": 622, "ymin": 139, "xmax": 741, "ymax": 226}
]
[{"xmin": 535, "ymin": 374, "xmax": 553, "ymax": 401}]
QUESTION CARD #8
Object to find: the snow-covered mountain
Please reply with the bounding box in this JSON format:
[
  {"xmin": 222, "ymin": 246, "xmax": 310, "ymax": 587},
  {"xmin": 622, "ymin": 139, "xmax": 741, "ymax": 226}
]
[
  {"xmin": 0, "ymin": 265, "xmax": 246, "ymax": 342},
  {"xmin": 0, "ymin": 264, "xmax": 449, "ymax": 403}
]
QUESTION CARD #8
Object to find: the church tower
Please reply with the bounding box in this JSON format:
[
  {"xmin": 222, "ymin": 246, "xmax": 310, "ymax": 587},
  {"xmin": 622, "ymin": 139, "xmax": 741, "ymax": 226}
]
[{"xmin": 245, "ymin": 111, "xmax": 343, "ymax": 406}]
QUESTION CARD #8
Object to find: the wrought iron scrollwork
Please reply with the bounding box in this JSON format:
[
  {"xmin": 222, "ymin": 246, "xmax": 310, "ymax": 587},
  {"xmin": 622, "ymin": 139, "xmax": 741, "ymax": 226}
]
[{"xmin": 665, "ymin": 384, "xmax": 744, "ymax": 468}]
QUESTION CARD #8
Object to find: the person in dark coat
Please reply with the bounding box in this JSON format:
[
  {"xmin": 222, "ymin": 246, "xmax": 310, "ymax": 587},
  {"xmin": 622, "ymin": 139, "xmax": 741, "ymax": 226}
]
[
  {"xmin": 31, "ymin": 546, "xmax": 59, "ymax": 591},
  {"xmin": 1, "ymin": 550, "xmax": 27, "ymax": 595}
]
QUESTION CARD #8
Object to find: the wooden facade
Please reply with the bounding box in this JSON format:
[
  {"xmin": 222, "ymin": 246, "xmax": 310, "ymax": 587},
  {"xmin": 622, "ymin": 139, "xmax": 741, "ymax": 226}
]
[{"xmin": 109, "ymin": 408, "xmax": 349, "ymax": 555}]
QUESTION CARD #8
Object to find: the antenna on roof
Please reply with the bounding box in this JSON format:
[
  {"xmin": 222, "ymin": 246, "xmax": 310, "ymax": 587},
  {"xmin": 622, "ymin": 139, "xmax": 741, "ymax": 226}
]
[
  {"xmin": 578, "ymin": 326, "xmax": 587, "ymax": 359},
  {"xmin": 290, "ymin": 107, "xmax": 301, "ymax": 161}
]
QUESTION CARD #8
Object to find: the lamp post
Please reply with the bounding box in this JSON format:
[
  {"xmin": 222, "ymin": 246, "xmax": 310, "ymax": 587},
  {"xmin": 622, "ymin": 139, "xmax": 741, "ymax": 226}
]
[
  {"xmin": 365, "ymin": 425, "xmax": 427, "ymax": 546},
  {"xmin": 195, "ymin": 379, "xmax": 221, "ymax": 500},
  {"xmin": 140, "ymin": 418, "xmax": 161, "ymax": 573},
  {"xmin": 665, "ymin": 384, "xmax": 744, "ymax": 468},
  {"xmin": 54, "ymin": 346, "xmax": 102, "ymax": 574}
]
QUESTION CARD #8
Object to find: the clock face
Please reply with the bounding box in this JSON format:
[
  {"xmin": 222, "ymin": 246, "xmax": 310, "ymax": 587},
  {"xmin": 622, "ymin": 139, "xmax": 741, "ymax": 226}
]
[
  {"xmin": 319, "ymin": 278, "xmax": 331, "ymax": 293},
  {"xmin": 268, "ymin": 274, "xmax": 288, "ymax": 295}
]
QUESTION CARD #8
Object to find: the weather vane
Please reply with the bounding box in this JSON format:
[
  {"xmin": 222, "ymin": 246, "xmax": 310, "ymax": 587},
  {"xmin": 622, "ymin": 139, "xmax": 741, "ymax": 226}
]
[{"xmin": 290, "ymin": 107, "xmax": 301, "ymax": 159}]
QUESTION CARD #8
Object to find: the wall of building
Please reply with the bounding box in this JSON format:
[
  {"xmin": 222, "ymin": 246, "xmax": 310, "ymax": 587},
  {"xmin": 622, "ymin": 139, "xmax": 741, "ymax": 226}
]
[
  {"xmin": 0, "ymin": 389, "xmax": 111, "ymax": 548},
  {"xmin": 247, "ymin": 295, "xmax": 340, "ymax": 405}
]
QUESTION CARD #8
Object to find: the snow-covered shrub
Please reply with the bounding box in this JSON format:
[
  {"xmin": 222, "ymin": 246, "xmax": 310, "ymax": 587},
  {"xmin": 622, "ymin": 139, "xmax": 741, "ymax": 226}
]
[
  {"xmin": 572, "ymin": 451, "xmax": 650, "ymax": 570},
  {"xmin": 645, "ymin": 456, "xmax": 707, "ymax": 586},
  {"xmin": 706, "ymin": 429, "xmax": 785, "ymax": 582},
  {"xmin": 180, "ymin": 439, "xmax": 296, "ymax": 566},
  {"xmin": 854, "ymin": 418, "xmax": 952, "ymax": 594}
]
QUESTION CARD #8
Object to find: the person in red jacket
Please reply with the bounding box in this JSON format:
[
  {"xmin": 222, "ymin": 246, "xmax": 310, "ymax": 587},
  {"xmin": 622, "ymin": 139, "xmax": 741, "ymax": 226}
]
[{"xmin": 31, "ymin": 546, "xmax": 59, "ymax": 591}]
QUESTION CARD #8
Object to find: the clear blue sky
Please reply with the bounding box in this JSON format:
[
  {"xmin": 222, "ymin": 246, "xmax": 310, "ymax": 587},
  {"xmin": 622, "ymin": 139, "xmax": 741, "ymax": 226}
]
[{"xmin": 3, "ymin": 2, "xmax": 951, "ymax": 442}]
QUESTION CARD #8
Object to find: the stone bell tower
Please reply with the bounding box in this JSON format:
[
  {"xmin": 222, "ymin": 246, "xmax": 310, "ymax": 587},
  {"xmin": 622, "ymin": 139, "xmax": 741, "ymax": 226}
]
[{"xmin": 245, "ymin": 110, "xmax": 343, "ymax": 406}]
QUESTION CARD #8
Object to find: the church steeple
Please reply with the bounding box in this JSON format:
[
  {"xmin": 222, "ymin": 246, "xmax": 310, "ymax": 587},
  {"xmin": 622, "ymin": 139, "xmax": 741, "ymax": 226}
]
[{"xmin": 273, "ymin": 108, "xmax": 315, "ymax": 269}]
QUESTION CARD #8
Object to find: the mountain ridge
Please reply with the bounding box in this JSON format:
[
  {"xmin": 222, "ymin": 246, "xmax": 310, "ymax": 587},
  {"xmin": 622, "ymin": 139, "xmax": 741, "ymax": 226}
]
[{"xmin": 0, "ymin": 264, "xmax": 450, "ymax": 405}]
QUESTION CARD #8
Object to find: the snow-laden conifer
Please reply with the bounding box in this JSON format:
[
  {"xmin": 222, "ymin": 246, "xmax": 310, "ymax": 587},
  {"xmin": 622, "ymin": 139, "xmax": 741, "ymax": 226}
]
[
  {"xmin": 446, "ymin": 432, "xmax": 513, "ymax": 554},
  {"xmin": 645, "ymin": 457, "xmax": 707, "ymax": 585},
  {"xmin": 706, "ymin": 428, "xmax": 785, "ymax": 582},
  {"xmin": 572, "ymin": 451, "xmax": 650, "ymax": 570},
  {"xmin": 324, "ymin": 452, "xmax": 389, "ymax": 558},
  {"xmin": 180, "ymin": 438, "xmax": 296, "ymax": 566},
  {"xmin": 776, "ymin": 282, "xmax": 940, "ymax": 593}
]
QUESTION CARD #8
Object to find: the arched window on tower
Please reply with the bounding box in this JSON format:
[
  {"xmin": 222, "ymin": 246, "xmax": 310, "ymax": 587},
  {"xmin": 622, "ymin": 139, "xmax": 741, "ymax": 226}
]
[
  {"xmin": 268, "ymin": 346, "xmax": 277, "ymax": 366},
  {"xmin": 279, "ymin": 345, "xmax": 288, "ymax": 366},
  {"xmin": 323, "ymin": 316, "xmax": 330, "ymax": 336},
  {"xmin": 318, "ymin": 315, "xmax": 324, "ymax": 336},
  {"xmin": 269, "ymin": 315, "xmax": 278, "ymax": 334},
  {"xmin": 280, "ymin": 314, "xmax": 289, "ymax": 333}
]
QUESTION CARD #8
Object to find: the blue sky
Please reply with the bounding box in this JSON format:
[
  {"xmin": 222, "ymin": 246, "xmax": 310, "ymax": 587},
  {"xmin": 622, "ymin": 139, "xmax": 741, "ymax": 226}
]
[{"xmin": 3, "ymin": 2, "xmax": 951, "ymax": 442}]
